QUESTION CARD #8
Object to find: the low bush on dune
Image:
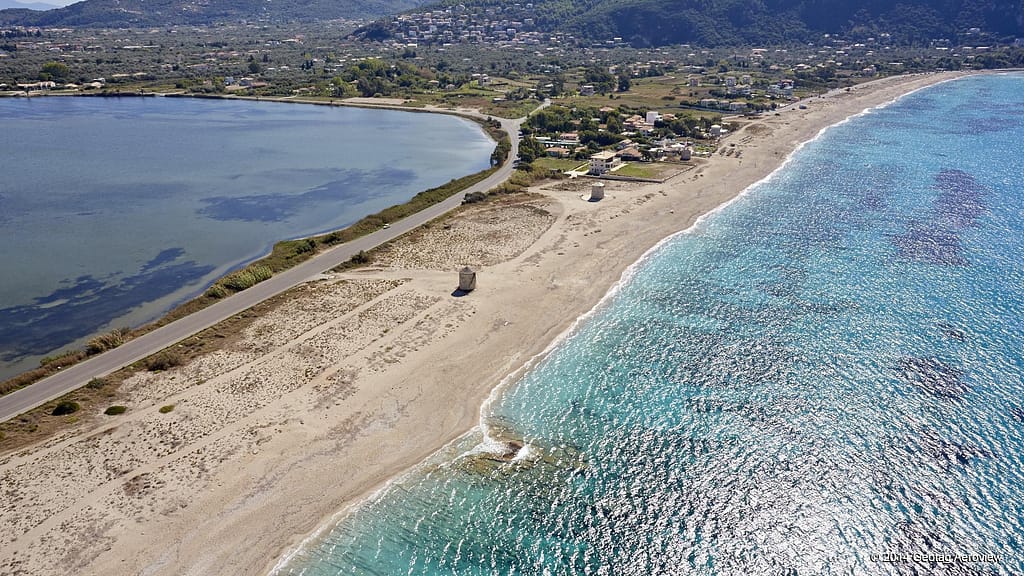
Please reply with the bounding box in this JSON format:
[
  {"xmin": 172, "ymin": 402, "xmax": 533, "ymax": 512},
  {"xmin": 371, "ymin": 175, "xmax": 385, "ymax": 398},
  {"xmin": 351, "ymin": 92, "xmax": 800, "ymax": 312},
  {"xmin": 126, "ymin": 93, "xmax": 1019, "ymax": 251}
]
[
  {"xmin": 51, "ymin": 401, "xmax": 80, "ymax": 416},
  {"xmin": 104, "ymin": 405, "xmax": 127, "ymax": 416},
  {"xmin": 145, "ymin": 350, "xmax": 183, "ymax": 372},
  {"xmin": 463, "ymin": 191, "xmax": 487, "ymax": 204}
]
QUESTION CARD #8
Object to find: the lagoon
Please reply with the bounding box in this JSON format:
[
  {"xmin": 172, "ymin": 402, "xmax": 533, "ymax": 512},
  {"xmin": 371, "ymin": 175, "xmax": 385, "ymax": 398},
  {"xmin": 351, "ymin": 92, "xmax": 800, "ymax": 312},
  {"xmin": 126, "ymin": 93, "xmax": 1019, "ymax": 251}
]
[{"xmin": 0, "ymin": 96, "xmax": 494, "ymax": 381}]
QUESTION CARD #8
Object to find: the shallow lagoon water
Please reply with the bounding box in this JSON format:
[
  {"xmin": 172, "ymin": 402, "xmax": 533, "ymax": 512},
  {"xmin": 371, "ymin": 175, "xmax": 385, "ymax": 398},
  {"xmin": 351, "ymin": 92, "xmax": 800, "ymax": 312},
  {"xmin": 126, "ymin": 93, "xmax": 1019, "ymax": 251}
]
[
  {"xmin": 282, "ymin": 74, "xmax": 1024, "ymax": 574},
  {"xmin": 0, "ymin": 97, "xmax": 493, "ymax": 379}
]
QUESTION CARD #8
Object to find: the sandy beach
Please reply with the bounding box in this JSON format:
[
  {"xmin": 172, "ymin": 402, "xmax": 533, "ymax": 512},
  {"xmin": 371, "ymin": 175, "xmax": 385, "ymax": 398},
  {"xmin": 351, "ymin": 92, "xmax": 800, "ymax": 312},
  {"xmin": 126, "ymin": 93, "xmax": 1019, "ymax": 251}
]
[{"xmin": 0, "ymin": 71, "xmax": 968, "ymax": 576}]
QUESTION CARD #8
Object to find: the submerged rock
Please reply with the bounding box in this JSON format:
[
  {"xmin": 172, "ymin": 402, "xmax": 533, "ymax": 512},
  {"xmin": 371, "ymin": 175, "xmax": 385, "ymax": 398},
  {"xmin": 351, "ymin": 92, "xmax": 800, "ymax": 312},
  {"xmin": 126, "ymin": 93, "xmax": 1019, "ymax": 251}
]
[
  {"xmin": 1010, "ymin": 406, "xmax": 1024, "ymax": 423},
  {"xmin": 936, "ymin": 322, "xmax": 967, "ymax": 342},
  {"xmin": 889, "ymin": 226, "xmax": 967, "ymax": 266},
  {"xmin": 914, "ymin": 429, "xmax": 993, "ymax": 470},
  {"xmin": 896, "ymin": 357, "xmax": 968, "ymax": 399}
]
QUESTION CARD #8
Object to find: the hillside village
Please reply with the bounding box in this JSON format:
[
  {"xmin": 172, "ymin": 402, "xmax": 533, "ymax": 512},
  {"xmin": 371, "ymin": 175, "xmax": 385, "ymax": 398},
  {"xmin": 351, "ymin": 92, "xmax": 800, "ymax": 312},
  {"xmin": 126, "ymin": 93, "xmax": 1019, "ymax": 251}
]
[{"xmin": 1, "ymin": 0, "xmax": 1022, "ymax": 179}]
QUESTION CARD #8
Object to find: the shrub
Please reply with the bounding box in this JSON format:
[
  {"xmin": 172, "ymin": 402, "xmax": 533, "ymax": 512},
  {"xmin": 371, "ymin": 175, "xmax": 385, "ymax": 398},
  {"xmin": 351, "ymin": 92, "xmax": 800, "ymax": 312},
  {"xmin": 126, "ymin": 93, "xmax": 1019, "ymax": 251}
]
[
  {"xmin": 350, "ymin": 250, "xmax": 371, "ymax": 265},
  {"xmin": 158, "ymin": 404, "xmax": 175, "ymax": 414},
  {"xmin": 86, "ymin": 327, "xmax": 130, "ymax": 355},
  {"xmin": 86, "ymin": 377, "xmax": 108, "ymax": 390},
  {"xmin": 463, "ymin": 191, "xmax": 487, "ymax": 204},
  {"xmin": 294, "ymin": 238, "xmax": 317, "ymax": 254},
  {"xmin": 104, "ymin": 405, "xmax": 127, "ymax": 416},
  {"xmin": 145, "ymin": 350, "xmax": 183, "ymax": 372},
  {"xmin": 205, "ymin": 284, "xmax": 229, "ymax": 299},
  {"xmin": 221, "ymin": 264, "xmax": 273, "ymax": 292},
  {"xmin": 52, "ymin": 401, "xmax": 80, "ymax": 416}
]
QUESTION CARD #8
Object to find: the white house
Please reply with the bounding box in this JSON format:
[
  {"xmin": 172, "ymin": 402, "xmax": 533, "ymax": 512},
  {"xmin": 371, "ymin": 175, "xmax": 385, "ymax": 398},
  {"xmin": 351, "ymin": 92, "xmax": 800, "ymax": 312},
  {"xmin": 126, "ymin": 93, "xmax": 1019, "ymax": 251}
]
[{"xmin": 588, "ymin": 150, "xmax": 620, "ymax": 175}]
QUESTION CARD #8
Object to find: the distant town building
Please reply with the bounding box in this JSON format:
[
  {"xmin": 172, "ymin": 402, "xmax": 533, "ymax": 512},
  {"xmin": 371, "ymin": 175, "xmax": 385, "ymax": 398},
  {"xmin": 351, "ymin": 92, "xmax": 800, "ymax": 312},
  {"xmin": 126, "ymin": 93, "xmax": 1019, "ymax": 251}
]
[{"xmin": 617, "ymin": 147, "xmax": 643, "ymax": 161}]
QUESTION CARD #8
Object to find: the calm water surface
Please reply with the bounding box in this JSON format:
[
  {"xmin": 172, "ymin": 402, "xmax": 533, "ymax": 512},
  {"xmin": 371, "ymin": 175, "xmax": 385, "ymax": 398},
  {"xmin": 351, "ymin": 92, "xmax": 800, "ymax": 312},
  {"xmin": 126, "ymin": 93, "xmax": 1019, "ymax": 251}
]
[
  {"xmin": 282, "ymin": 74, "xmax": 1024, "ymax": 575},
  {"xmin": 0, "ymin": 96, "xmax": 493, "ymax": 379}
]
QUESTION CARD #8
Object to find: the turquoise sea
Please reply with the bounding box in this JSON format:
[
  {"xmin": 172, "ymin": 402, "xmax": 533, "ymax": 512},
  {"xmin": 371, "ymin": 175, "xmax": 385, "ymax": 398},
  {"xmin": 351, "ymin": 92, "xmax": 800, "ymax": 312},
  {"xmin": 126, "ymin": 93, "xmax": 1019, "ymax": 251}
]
[
  {"xmin": 280, "ymin": 73, "xmax": 1024, "ymax": 575},
  {"xmin": 0, "ymin": 97, "xmax": 493, "ymax": 380}
]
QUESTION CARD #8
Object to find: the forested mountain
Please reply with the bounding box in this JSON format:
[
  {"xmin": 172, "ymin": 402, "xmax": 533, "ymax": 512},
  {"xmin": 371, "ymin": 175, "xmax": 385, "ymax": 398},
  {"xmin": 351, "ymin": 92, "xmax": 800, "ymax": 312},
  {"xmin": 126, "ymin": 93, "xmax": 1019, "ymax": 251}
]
[
  {"xmin": 430, "ymin": 0, "xmax": 1024, "ymax": 46},
  {"xmin": 3, "ymin": 0, "xmax": 1021, "ymax": 43},
  {"xmin": 0, "ymin": 0, "xmax": 432, "ymax": 27},
  {"xmin": 0, "ymin": 0, "xmax": 58, "ymax": 10}
]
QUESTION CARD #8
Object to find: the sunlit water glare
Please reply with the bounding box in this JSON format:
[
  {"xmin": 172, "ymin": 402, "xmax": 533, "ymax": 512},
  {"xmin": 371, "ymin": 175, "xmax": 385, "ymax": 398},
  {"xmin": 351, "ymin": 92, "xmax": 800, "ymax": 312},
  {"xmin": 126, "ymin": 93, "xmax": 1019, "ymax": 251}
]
[{"xmin": 283, "ymin": 74, "xmax": 1024, "ymax": 575}]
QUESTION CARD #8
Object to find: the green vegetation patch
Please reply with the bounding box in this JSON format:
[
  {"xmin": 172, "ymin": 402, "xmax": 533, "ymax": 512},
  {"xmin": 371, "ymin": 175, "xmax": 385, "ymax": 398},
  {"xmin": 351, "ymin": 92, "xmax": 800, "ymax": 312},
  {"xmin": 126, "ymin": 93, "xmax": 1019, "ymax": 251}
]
[
  {"xmin": 611, "ymin": 162, "xmax": 678, "ymax": 179},
  {"xmin": 465, "ymin": 167, "xmax": 550, "ymax": 203},
  {"xmin": 218, "ymin": 264, "xmax": 274, "ymax": 293},
  {"xmin": 158, "ymin": 404, "xmax": 175, "ymax": 414},
  {"xmin": 104, "ymin": 405, "xmax": 128, "ymax": 416}
]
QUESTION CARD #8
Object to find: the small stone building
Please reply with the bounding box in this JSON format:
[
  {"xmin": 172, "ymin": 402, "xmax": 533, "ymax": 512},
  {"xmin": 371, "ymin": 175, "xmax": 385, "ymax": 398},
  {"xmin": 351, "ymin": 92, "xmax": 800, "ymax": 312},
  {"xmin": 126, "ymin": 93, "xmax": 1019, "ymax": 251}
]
[{"xmin": 458, "ymin": 267, "xmax": 477, "ymax": 292}]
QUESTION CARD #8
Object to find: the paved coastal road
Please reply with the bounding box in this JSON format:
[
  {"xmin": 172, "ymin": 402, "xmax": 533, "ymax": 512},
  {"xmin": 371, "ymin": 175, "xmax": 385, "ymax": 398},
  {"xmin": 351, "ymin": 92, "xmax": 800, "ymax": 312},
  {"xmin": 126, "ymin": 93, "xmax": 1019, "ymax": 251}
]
[{"xmin": 0, "ymin": 108, "xmax": 537, "ymax": 423}]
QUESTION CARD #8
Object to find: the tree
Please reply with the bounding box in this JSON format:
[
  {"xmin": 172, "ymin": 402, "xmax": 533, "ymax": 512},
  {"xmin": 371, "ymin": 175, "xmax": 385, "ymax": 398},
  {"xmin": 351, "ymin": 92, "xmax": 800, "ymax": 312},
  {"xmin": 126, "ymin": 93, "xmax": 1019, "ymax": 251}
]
[
  {"xmin": 583, "ymin": 66, "xmax": 615, "ymax": 94},
  {"xmin": 517, "ymin": 136, "xmax": 546, "ymax": 164},
  {"xmin": 40, "ymin": 61, "xmax": 69, "ymax": 81},
  {"xmin": 617, "ymin": 74, "xmax": 631, "ymax": 92},
  {"xmin": 606, "ymin": 115, "xmax": 623, "ymax": 134}
]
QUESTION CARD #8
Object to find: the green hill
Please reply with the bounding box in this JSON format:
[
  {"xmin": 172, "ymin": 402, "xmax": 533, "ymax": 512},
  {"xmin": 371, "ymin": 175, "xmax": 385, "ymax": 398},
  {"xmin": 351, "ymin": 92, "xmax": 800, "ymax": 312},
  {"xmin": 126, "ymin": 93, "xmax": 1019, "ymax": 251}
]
[
  {"xmin": 0, "ymin": 0, "xmax": 433, "ymax": 27},
  {"xmin": 427, "ymin": 0, "xmax": 1024, "ymax": 46}
]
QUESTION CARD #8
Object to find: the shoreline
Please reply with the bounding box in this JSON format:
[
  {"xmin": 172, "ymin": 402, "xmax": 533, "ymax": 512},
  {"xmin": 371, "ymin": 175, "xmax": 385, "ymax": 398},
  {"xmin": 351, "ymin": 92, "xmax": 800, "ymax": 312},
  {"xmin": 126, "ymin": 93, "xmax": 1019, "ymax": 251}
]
[
  {"xmin": 267, "ymin": 71, "xmax": 975, "ymax": 572},
  {"xmin": 0, "ymin": 71, "xmax": 973, "ymax": 576}
]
